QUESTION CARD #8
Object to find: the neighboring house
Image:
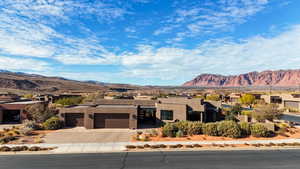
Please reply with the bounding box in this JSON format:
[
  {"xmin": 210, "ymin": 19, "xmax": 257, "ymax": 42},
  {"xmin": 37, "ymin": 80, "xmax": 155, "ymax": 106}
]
[
  {"xmin": 262, "ymin": 94, "xmax": 300, "ymax": 111},
  {"xmin": 59, "ymin": 98, "xmax": 222, "ymax": 129},
  {"xmin": 228, "ymin": 93, "xmax": 242, "ymax": 103},
  {"xmin": 133, "ymin": 94, "xmax": 154, "ymax": 100},
  {"xmin": 0, "ymin": 92, "xmax": 20, "ymax": 102},
  {"xmin": 156, "ymin": 98, "xmax": 221, "ymax": 123},
  {"xmin": 0, "ymin": 100, "xmax": 45, "ymax": 124}
]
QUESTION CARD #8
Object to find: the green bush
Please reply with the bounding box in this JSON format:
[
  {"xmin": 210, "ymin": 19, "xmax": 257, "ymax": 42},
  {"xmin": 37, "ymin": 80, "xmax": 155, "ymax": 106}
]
[
  {"xmin": 176, "ymin": 130, "xmax": 184, "ymax": 138},
  {"xmin": 174, "ymin": 121, "xmax": 189, "ymax": 135},
  {"xmin": 187, "ymin": 121, "xmax": 204, "ymax": 136},
  {"xmin": 217, "ymin": 121, "xmax": 241, "ymax": 138},
  {"xmin": 42, "ymin": 117, "xmax": 63, "ymax": 130},
  {"xmin": 250, "ymin": 123, "xmax": 270, "ymax": 137},
  {"xmin": 162, "ymin": 123, "xmax": 178, "ymax": 137},
  {"xmin": 239, "ymin": 122, "xmax": 251, "ymax": 137},
  {"xmin": 204, "ymin": 123, "xmax": 219, "ymax": 136},
  {"xmin": 55, "ymin": 97, "xmax": 83, "ymax": 106},
  {"xmin": 0, "ymin": 146, "xmax": 11, "ymax": 152}
]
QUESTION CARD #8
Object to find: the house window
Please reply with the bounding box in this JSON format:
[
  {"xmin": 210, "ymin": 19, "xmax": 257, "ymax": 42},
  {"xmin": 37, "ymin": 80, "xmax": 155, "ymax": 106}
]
[{"xmin": 161, "ymin": 110, "xmax": 173, "ymax": 120}]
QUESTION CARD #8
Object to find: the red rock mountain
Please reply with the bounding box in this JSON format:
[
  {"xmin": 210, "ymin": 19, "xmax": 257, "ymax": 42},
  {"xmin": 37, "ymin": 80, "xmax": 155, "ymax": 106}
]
[{"xmin": 183, "ymin": 70, "xmax": 300, "ymax": 87}]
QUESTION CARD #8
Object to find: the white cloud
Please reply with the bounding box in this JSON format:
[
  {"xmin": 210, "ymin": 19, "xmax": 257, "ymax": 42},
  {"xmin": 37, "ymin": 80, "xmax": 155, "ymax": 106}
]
[
  {"xmin": 0, "ymin": 0, "xmax": 124, "ymax": 65},
  {"xmin": 155, "ymin": 0, "xmax": 270, "ymax": 39},
  {"xmin": 0, "ymin": 56, "xmax": 49, "ymax": 71},
  {"xmin": 120, "ymin": 25, "xmax": 300, "ymax": 81}
]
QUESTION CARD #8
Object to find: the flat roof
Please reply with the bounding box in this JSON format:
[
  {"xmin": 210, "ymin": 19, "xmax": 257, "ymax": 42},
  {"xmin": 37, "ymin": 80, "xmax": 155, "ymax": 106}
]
[
  {"xmin": 96, "ymin": 105, "xmax": 137, "ymax": 108},
  {"xmin": 6, "ymin": 101, "xmax": 44, "ymax": 105}
]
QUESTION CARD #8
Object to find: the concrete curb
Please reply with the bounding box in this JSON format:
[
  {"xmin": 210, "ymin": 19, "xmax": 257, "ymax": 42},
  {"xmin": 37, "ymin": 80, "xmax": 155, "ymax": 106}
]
[{"xmin": 1, "ymin": 138, "xmax": 300, "ymax": 154}]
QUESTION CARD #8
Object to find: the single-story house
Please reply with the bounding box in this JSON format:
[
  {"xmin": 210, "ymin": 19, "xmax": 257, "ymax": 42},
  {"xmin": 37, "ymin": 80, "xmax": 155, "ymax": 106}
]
[{"xmin": 59, "ymin": 98, "xmax": 221, "ymax": 129}]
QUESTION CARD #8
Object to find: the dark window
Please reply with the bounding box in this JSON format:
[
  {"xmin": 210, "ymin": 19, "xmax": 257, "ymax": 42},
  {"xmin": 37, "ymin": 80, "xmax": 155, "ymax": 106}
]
[{"xmin": 161, "ymin": 110, "xmax": 173, "ymax": 120}]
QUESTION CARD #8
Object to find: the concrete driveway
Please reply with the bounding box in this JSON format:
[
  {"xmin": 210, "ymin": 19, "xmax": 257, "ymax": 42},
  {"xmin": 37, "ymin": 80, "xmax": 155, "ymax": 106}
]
[{"xmin": 44, "ymin": 127, "xmax": 134, "ymax": 144}]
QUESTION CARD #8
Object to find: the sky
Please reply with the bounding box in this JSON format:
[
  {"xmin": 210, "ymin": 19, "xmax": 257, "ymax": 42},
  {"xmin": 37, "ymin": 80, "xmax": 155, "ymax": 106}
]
[{"xmin": 0, "ymin": 0, "xmax": 300, "ymax": 86}]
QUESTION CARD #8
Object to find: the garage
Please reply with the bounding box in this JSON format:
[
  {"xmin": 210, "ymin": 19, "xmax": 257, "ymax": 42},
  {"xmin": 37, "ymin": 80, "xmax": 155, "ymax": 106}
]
[
  {"xmin": 65, "ymin": 113, "xmax": 84, "ymax": 127},
  {"xmin": 94, "ymin": 113, "xmax": 130, "ymax": 128}
]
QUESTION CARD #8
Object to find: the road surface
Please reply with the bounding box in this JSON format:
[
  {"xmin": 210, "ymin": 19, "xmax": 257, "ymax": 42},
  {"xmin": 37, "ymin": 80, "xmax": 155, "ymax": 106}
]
[{"xmin": 1, "ymin": 149, "xmax": 300, "ymax": 169}]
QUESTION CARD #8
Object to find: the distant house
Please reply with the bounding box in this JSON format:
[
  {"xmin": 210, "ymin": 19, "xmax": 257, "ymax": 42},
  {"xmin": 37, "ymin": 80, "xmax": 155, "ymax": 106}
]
[
  {"xmin": 59, "ymin": 98, "xmax": 221, "ymax": 129},
  {"xmin": 0, "ymin": 100, "xmax": 46, "ymax": 124},
  {"xmin": 0, "ymin": 92, "xmax": 20, "ymax": 102},
  {"xmin": 228, "ymin": 93, "xmax": 242, "ymax": 103}
]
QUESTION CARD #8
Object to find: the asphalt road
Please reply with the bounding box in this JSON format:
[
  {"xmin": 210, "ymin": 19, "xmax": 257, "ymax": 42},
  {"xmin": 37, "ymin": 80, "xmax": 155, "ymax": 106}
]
[{"xmin": 1, "ymin": 149, "xmax": 300, "ymax": 169}]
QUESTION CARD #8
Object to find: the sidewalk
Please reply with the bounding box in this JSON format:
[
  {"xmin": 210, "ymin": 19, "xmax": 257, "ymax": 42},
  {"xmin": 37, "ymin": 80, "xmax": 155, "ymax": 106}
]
[{"xmin": 1, "ymin": 138, "xmax": 300, "ymax": 154}]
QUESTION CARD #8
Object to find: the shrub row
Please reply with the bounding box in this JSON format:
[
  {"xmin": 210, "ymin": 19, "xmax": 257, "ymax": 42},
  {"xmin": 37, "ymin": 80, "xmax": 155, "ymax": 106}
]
[
  {"xmin": 126, "ymin": 142, "xmax": 300, "ymax": 150},
  {"xmin": 0, "ymin": 146, "xmax": 55, "ymax": 152},
  {"xmin": 162, "ymin": 121, "xmax": 273, "ymax": 138}
]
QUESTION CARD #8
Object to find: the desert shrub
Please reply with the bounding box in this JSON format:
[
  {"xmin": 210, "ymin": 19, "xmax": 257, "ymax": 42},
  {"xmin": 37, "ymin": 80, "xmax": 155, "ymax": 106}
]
[
  {"xmin": 176, "ymin": 130, "xmax": 184, "ymax": 138},
  {"xmin": 42, "ymin": 116, "xmax": 63, "ymax": 130},
  {"xmin": 142, "ymin": 135, "xmax": 150, "ymax": 142},
  {"xmin": 125, "ymin": 145, "xmax": 136, "ymax": 149},
  {"xmin": 217, "ymin": 121, "xmax": 242, "ymax": 138},
  {"xmin": 193, "ymin": 144, "xmax": 202, "ymax": 148},
  {"xmin": 149, "ymin": 129, "xmax": 158, "ymax": 137},
  {"xmin": 158, "ymin": 144, "xmax": 167, "ymax": 148},
  {"xmin": 204, "ymin": 123, "xmax": 219, "ymax": 136},
  {"xmin": 176, "ymin": 144, "xmax": 183, "ymax": 148},
  {"xmin": 13, "ymin": 130, "xmax": 20, "ymax": 135},
  {"xmin": 0, "ymin": 136, "xmax": 16, "ymax": 144},
  {"xmin": 144, "ymin": 144, "xmax": 151, "ymax": 148},
  {"xmin": 20, "ymin": 146, "xmax": 29, "ymax": 151},
  {"xmin": 169, "ymin": 145, "xmax": 178, "ymax": 148},
  {"xmin": 136, "ymin": 145, "xmax": 144, "ymax": 149},
  {"xmin": 20, "ymin": 127, "xmax": 34, "ymax": 136},
  {"xmin": 250, "ymin": 123, "xmax": 271, "ymax": 137},
  {"xmin": 29, "ymin": 146, "xmax": 41, "ymax": 151},
  {"xmin": 150, "ymin": 145, "xmax": 160, "ymax": 149},
  {"xmin": 162, "ymin": 123, "xmax": 178, "ymax": 137},
  {"xmin": 187, "ymin": 122, "xmax": 203, "ymax": 136},
  {"xmin": 6, "ymin": 131, "xmax": 15, "ymax": 137},
  {"xmin": 23, "ymin": 120, "xmax": 40, "ymax": 130},
  {"xmin": 174, "ymin": 121, "xmax": 189, "ymax": 135},
  {"xmin": 11, "ymin": 146, "xmax": 24, "ymax": 152},
  {"xmin": 185, "ymin": 145, "xmax": 194, "ymax": 148},
  {"xmin": 0, "ymin": 146, "xmax": 11, "ymax": 152},
  {"xmin": 239, "ymin": 122, "xmax": 251, "ymax": 137}
]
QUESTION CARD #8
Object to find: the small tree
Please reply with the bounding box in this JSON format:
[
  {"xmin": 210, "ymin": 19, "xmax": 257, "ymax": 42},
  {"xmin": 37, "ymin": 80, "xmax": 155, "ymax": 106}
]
[
  {"xmin": 240, "ymin": 94, "xmax": 256, "ymax": 106},
  {"xmin": 25, "ymin": 104, "xmax": 56, "ymax": 123},
  {"xmin": 206, "ymin": 94, "xmax": 221, "ymax": 101},
  {"xmin": 252, "ymin": 104, "xmax": 282, "ymax": 122}
]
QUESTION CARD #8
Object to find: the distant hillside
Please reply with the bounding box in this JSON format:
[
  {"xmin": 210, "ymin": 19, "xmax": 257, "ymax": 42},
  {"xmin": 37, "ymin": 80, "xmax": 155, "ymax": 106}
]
[
  {"xmin": 183, "ymin": 69, "xmax": 300, "ymax": 87},
  {"xmin": 0, "ymin": 71, "xmax": 109, "ymax": 93}
]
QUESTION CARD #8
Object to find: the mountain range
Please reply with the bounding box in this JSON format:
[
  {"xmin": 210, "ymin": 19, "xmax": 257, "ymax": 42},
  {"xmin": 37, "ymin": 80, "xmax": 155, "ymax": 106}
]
[{"xmin": 183, "ymin": 69, "xmax": 300, "ymax": 87}]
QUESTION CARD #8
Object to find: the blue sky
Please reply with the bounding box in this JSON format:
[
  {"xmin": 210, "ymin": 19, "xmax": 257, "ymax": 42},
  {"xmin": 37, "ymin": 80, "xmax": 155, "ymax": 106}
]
[{"xmin": 0, "ymin": 0, "xmax": 300, "ymax": 85}]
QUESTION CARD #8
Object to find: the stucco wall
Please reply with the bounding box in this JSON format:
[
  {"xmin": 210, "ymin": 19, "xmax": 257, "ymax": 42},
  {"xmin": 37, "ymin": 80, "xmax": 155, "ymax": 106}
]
[{"xmin": 156, "ymin": 103, "xmax": 187, "ymax": 122}]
